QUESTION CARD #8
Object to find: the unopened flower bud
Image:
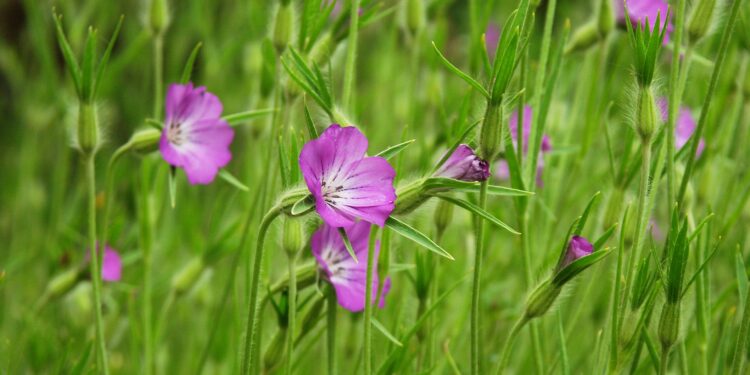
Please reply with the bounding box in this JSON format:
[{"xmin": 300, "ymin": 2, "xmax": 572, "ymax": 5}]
[
  {"xmin": 150, "ymin": 0, "xmax": 170, "ymax": 36},
  {"xmin": 77, "ymin": 102, "xmax": 100, "ymax": 154},
  {"xmin": 308, "ymin": 31, "xmax": 335, "ymax": 65},
  {"xmin": 479, "ymin": 103, "xmax": 502, "ymax": 160},
  {"xmin": 598, "ymin": 0, "xmax": 615, "ymax": 37},
  {"xmin": 658, "ymin": 302, "xmax": 680, "ymax": 350},
  {"xmin": 171, "ymin": 256, "xmax": 205, "ymax": 295},
  {"xmin": 272, "ymin": 2, "xmax": 295, "ymax": 54},
  {"xmin": 636, "ymin": 86, "xmax": 658, "ymax": 141},
  {"xmin": 263, "ymin": 326, "xmax": 287, "ymax": 373},
  {"xmin": 525, "ymin": 279, "xmax": 561, "ymax": 319},
  {"xmin": 434, "ymin": 145, "xmax": 491, "ymax": 182},
  {"xmin": 558, "ymin": 236, "xmax": 594, "ymax": 270},
  {"xmin": 128, "ymin": 128, "xmax": 161, "ymax": 154},
  {"xmin": 282, "ymin": 218, "xmax": 305, "ymax": 257},
  {"xmin": 687, "ymin": 0, "xmax": 716, "ymax": 44}
]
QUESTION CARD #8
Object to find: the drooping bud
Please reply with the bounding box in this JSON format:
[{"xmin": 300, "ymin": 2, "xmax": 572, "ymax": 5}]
[
  {"xmin": 150, "ymin": 0, "xmax": 170, "ymax": 36},
  {"xmin": 636, "ymin": 86, "xmax": 658, "ymax": 141},
  {"xmin": 272, "ymin": 2, "xmax": 295, "ymax": 54},
  {"xmin": 282, "ymin": 218, "xmax": 305, "ymax": 258},
  {"xmin": 45, "ymin": 268, "xmax": 81, "ymax": 300},
  {"xmin": 687, "ymin": 0, "xmax": 717, "ymax": 44},
  {"xmin": 128, "ymin": 128, "xmax": 161, "ymax": 154},
  {"xmin": 262, "ymin": 325, "xmax": 288, "ymax": 373},
  {"xmin": 77, "ymin": 102, "xmax": 100, "ymax": 154},
  {"xmin": 170, "ymin": 256, "xmax": 205, "ymax": 295},
  {"xmin": 524, "ymin": 279, "xmax": 562, "ymax": 319},
  {"xmin": 392, "ymin": 179, "xmax": 428, "ymax": 215}
]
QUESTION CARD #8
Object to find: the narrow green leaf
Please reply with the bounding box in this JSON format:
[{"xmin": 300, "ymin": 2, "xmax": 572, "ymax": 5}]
[
  {"xmin": 337, "ymin": 227, "xmax": 359, "ymax": 263},
  {"xmin": 680, "ymin": 240, "xmax": 721, "ymax": 299},
  {"xmin": 423, "ymin": 177, "xmax": 533, "ymax": 197},
  {"xmin": 431, "ymin": 42, "xmax": 490, "ymax": 99},
  {"xmin": 93, "ymin": 15, "xmax": 124, "ymax": 97},
  {"xmin": 687, "ymin": 213, "xmax": 715, "ymax": 244},
  {"xmin": 593, "ymin": 224, "xmax": 618, "ymax": 250},
  {"xmin": 53, "ymin": 13, "xmax": 83, "ymax": 95},
  {"xmin": 278, "ymin": 136, "xmax": 290, "ymax": 188},
  {"xmin": 223, "ymin": 108, "xmax": 277, "ymax": 126},
  {"xmin": 573, "ymin": 192, "xmax": 601, "ymax": 236},
  {"xmin": 372, "ymin": 318, "xmax": 403, "ymax": 347},
  {"xmin": 553, "ymin": 248, "xmax": 612, "ymax": 286},
  {"xmin": 145, "ymin": 118, "xmax": 163, "ymax": 130},
  {"xmin": 70, "ymin": 342, "xmax": 93, "ymax": 375},
  {"xmin": 218, "ymin": 170, "xmax": 249, "ymax": 192},
  {"xmin": 434, "ymin": 194, "xmax": 520, "ymax": 235},
  {"xmin": 737, "ymin": 248, "xmax": 748, "ymax": 309},
  {"xmin": 375, "ymin": 139, "xmax": 415, "ymax": 160},
  {"xmin": 180, "ymin": 42, "xmax": 203, "ymax": 84},
  {"xmin": 80, "ymin": 27, "xmax": 97, "ymax": 100},
  {"xmin": 303, "ymin": 99, "xmax": 319, "ymax": 139},
  {"xmin": 385, "ymin": 217, "xmax": 454, "ymax": 260}
]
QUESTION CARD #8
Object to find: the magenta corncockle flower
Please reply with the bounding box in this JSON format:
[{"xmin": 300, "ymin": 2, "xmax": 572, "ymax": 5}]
[
  {"xmin": 485, "ymin": 24, "xmax": 500, "ymax": 59},
  {"xmin": 159, "ymin": 83, "xmax": 234, "ymax": 185},
  {"xmin": 657, "ymin": 98, "xmax": 705, "ymax": 157},
  {"xmin": 615, "ymin": 0, "xmax": 673, "ymax": 44},
  {"xmin": 560, "ymin": 236, "xmax": 594, "ymax": 269},
  {"xmin": 434, "ymin": 144, "xmax": 490, "ymax": 182},
  {"xmin": 299, "ymin": 124, "xmax": 397, "ymax": 228},
  {"xmin": 311, "ymin": 221, "xmax": 391, "ymax": 312},
  {"xmin": 495, "ymin": 106, "xmax": 551, "ymax": 186},
  {"xmin": 87, "ymin": 244, "xmax": 122, "ymax": 282}
]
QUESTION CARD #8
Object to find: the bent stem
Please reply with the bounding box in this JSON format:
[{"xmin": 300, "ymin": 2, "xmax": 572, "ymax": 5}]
[
  {"xmin": 363, "ymin": 224, "xmax": 379, "ymax": 375},
  {"xmin": 497, "ymin": 315, "xmax": 529, "ymax": 373},
  {"xmin": 240, "ymin": 205, "xmax": 283, "ymax": 375},
  {"xmin": 471, "ymin": 179, "xmax": 489, "ymax": 375},
  {"xmin": 86, "ymin": 153, "xmax": 109, "ymax": 374}
]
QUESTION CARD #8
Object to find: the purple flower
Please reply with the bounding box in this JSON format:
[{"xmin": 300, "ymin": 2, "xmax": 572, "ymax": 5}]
[
  {"xmin": 560, "ymin": 236, "xmax": 594, "ymax": 269},
  {"xmin": 485, "ymin": 24, "xmax": 500, "ymax": 59},
  {"xmin": 159, "ymin": 83, "xmax": 234, "ymax": 185},
  {"xmin": 299, "ymin": 124, "xmax": 397, "ymax": 228},
  {"xmin": 311, "ymin": 221, "xmax": 391, "ymax": 312},
  {"xmin": 434, "ymin": 144, "xmax": 490, "ymax": 182},
  {"xmin": 495, "ymin": 106, "xmax": 551, "ymax": 186},
  {"xmin": 87, "ymin": 244, "xmax": 122, "ymax": 282},
  {"xmin": 615, "ymin": 0, "xmax": 673, "ymax": 44},
  {"xmin": 657, "ymin": 98, "xmax": 706, "ymax": 157}
]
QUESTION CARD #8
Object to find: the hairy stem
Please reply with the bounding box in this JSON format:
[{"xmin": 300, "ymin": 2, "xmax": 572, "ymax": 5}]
[
  {"xmin": 285, "ymin": 252, "xmax": 297, "ymax": 375},
  {"xmin": 471, "ymin": 179, "xmax": 488, "ymax": 375},
  {"xmin": 86, "ymin": 153, "xmax": 109, "ymax": 374},
  {"xmin": 363, "ymin": 225, "xmax": 379, "ymax": 375},
  {"xmin": 327, "ymin": 288, "xmax": 337, "ymax": 375}
]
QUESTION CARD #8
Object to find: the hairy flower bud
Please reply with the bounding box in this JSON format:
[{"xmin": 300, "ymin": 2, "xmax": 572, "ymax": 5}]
[
  {"xmin": 566, "ymin": 21, "xmax": 599, "ymax": 54},
  {"xmin": 77, "ymin": 102, "xmax": 100, "ymax": 154},
  {"xmin": 45, "ymin": 268, "xmax": 81, "ymax": 299},
  {"xmin": 128, "ymin": 128, "xmax": 161, "ymax": 154},
  {"xmin": 598, "ymin": 0, "xmax": 615, "ymax": 36},
  {"xmin": 392, "ymin": 179, "xmax": 428, "ymax": 215},
  {"xmin": 636, "ymin": 86, "xmax": 658, "ymax": 141},
  {"xmin": 434, "ymin": 199, "xmax": 454, "ymax": 236},
  {"xmin": 282, "ymin": 218, "xmax": 305, "ymax": 257},
  {"xmin": 308, "ymin": 31, "xmax": 335, "ymax": 65},
  {"xmin": 262, "ymin": 325, "xmax": 287, "ymax": 373},
  {"xmin": 687, "ymin": 0, "xmax": 716, "ymax": 44},
  {"xmin": 525, "ymin": 279, "xmax": 561, "ymax": 319},
  {"xmin": 150, "ymin": 0, "xmax": 170, "ymax": 35}
]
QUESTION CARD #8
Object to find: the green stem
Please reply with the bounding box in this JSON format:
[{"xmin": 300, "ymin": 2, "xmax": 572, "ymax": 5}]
[
  {"xmin": 86, "ymin": 153, "xmax": 109, "ymax": 374},
  {"xmin": 659, "ymin": 345, "xmax": 670, "ymax": 375},
  {"xmin": 678, "ymin": 0, "xmax": 743, "ymax": 209},
  {"xmin": 285, "ymin": 252, "xmax": 297, "ymax": 375},
  {"xmin": 138, "ymin": 158, "xmax": 155, "ymax": 375},
  {"xmin": 608, "ymin": 209, "xmax": 627, "ymax": 373},
  {"xmin": 342, "ymin": 0, "xmax": 360, "ymax": 111},
  {"xmin": 363, "ymin": 224, "xmax": 379, "ymax": 375},
  {"xmin": 497, "ymin": 316, "xmax": 529, "ymax": 374},
  {"xmin": 665, "ymin": 0, "xmax": 688, "ymax": 209},
  {"xmin": 471, "ymin": 179, "xmax": 488, "ymax": 375},
  {"xmin": 327, "ymin": 288, "xmax": 337, "ymax": 375},
  {"xmin": 153, "ymin": 34, "xmax": 164, "ymax": 119},
  {"xmin": 731, "ymin": 285, "xmax": 750, "ymax": 375},
  {"xmin": 240, "ymin": 205, "xmax": 283, "ymax": 375}
]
